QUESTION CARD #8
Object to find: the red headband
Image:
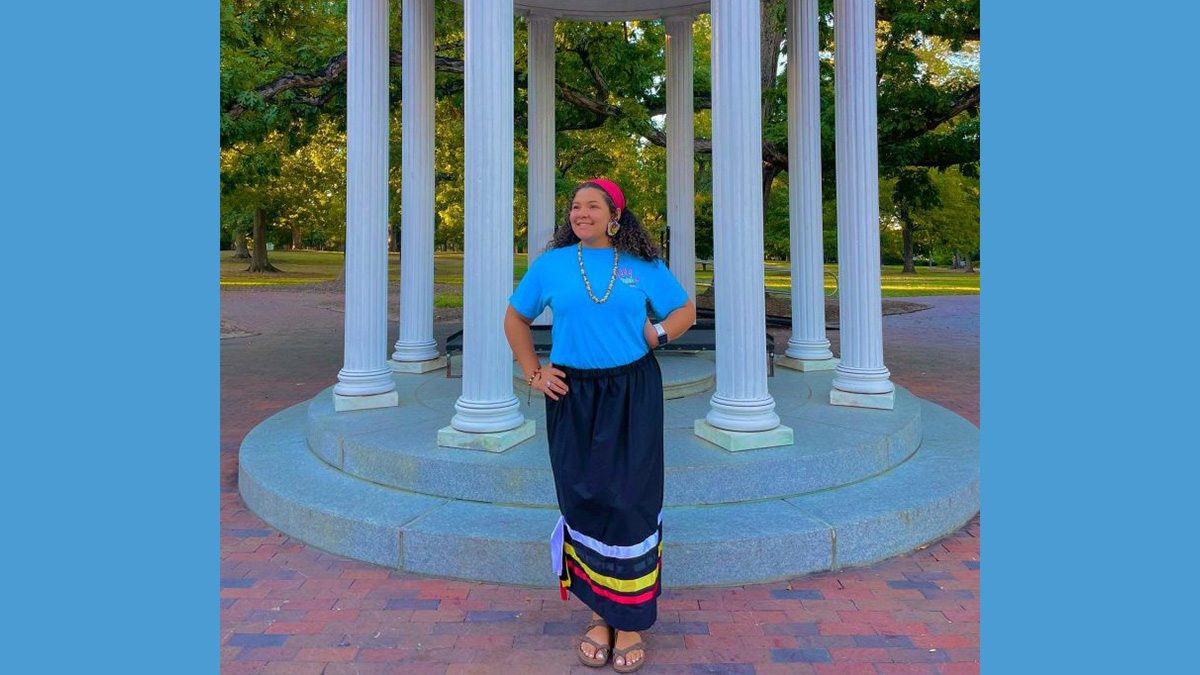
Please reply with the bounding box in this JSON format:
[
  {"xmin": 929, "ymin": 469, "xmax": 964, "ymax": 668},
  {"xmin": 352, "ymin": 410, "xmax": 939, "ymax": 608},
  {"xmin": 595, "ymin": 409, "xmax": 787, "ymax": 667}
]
[{"xmin": 585, "ymin": 178, "xmax": 625, "ymax": 213}]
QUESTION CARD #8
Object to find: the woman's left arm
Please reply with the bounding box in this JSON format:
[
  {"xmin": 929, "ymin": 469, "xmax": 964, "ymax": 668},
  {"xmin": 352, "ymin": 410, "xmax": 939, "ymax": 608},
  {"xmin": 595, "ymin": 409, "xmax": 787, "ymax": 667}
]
[{"xmin": 643, "ymin": 299, "xmax": 697, "ymax": 348}]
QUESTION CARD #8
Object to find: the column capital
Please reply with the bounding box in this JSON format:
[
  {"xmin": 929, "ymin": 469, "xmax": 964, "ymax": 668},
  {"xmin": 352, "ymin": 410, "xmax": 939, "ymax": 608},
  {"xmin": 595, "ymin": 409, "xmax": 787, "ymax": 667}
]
[
  {"xmin": 524, "ymin": 10, "xmax": 555, "ymax": 24},
  {"xmin": 664, "ymin": 13, "xmax": 696, "ymax": 32}
]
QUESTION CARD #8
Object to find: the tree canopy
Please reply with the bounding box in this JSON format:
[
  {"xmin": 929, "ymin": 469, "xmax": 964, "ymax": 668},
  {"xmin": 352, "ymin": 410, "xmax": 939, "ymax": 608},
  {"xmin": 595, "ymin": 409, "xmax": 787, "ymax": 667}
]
[{"xmin": 219, "ymin": 0, "xmax": 979, "ymax": 267}]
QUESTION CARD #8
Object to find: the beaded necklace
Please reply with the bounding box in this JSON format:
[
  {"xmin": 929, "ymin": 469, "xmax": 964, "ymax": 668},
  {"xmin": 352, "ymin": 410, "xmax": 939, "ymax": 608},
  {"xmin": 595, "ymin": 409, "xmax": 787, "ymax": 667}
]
[{"xmin": 576, "ymin": 241, "xmax": 619, "ymax": 303}]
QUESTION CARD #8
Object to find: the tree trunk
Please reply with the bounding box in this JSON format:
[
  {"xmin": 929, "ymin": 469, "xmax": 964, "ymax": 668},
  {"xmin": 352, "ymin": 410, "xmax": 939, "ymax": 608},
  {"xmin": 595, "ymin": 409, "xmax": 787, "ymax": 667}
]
[
  {"xmin": 758, "ymin": 1, "xmax": 785, "ymax": 223},
  {"xmin": 763, "ymin": 164, "xmax": 782, "ymax": 230},
  {"xmin": 900, "ymin": 208, "xmax": 916, "ymax": 274},
  {"xmin": 246, "ymin": 207, "xmax": 280, "ymax": 273},
  {"xmin": 291, "ymin": 223, "xmax": 302, "ymax": 250},
  {"xmin": 760, "ymin": 0, "xmax": 785, "ymax": 123},
  {"xmin": 232, "ymin": 231, "xmax": 251, "ymax": 260},
  {"xmin": 964, "ymin": 253, "xmax": 976, "ymax": 273}
]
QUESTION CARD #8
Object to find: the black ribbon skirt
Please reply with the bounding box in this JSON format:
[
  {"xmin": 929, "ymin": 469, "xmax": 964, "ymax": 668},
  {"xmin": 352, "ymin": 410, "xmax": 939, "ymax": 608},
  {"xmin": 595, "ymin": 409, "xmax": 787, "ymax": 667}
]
[{"xmin": 545, "ymin": 350, "xmax": 665, "ymax": 632}]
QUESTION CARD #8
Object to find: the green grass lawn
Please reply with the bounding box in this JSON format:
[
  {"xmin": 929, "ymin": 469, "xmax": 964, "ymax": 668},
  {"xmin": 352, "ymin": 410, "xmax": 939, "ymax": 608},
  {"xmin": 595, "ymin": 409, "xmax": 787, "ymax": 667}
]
[
  {"xmin": 697, "ymin": 262, "xmax": 979, "ymax": 297},
  {"xmin": 221, "ymin": 250, "xmax": 357, "ymax": 287},
  {"xmin": 221, "ymin": 251, "xmax": 978, "ymax": 297}
]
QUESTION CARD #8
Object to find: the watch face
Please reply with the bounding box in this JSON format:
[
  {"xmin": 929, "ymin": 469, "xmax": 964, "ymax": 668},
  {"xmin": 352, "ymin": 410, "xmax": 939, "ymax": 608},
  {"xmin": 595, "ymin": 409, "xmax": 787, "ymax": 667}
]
[{"xmin": 657, "ymin": 332, "xmax": 669, "ymax": 346}]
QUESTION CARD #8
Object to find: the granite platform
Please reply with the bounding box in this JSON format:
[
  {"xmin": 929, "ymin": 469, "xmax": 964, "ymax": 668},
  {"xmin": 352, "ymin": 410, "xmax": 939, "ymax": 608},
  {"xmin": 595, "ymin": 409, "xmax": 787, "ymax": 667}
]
[{"xmin": 239, "ymin": 352, "xmax": 979, "ymax": 587}]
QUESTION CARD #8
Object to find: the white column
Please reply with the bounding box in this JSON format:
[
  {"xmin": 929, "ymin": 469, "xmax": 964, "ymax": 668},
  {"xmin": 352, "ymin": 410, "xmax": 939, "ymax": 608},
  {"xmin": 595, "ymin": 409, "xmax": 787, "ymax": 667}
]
[
  {"xmin": 391, "ymin": 0, "xmax": 444, "ymax": 372},
  {"xmin": 781, "ymin": 0, "xmax": 835, "ymax": 368},
  {"xmin": 831, "ymin": 0, "xmax": 895, "ymax": 407},
  {"xmin": 447, "ymin": 0, "xmax": 527, "ymax": 437},
  {"xmin": 334, "ymin": 0, "xmax": 398, "ymax": 411},
  {"xmin": 699, "ymin": 0, "xmax": 789, "ymax": 449},
  {"xmin": 526, "ymin": 13, "xmax": 556, "ymax": 326},
  {"xmin": 665, "ymin": 14, "xmax": 696, "ymax": 309}
]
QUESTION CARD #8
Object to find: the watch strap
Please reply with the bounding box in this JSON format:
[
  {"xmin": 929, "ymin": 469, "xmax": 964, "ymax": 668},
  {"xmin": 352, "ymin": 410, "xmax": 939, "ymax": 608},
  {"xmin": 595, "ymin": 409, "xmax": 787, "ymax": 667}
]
[{"xmin": 653, "ymin": 322, "xmax": 668, "ymax": 346}]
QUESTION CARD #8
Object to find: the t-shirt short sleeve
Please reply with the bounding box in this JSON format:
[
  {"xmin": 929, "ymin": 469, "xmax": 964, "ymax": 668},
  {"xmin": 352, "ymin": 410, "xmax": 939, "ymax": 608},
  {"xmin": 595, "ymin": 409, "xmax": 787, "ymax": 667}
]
[
  {"xmin": 509, "ymin": 256, "xmax": 548, "ymax": 320},
  {"xmin": 644, "ymin": 258, "xmax": 689, "ymax": 321}
]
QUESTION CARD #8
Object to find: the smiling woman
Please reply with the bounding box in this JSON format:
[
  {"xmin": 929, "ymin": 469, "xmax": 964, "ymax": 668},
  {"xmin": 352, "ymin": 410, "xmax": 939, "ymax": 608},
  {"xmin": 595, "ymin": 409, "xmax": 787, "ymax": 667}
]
[{"xmin": 504, "ymin": 178, "xmax": 697, "ymax": 672}]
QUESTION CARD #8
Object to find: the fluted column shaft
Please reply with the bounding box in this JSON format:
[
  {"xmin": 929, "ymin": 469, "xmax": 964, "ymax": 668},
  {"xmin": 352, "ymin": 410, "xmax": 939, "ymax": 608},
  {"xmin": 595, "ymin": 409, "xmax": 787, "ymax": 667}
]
[
  {"xmin": 832, "ymin": 0, "xmax": 893, "ymax": 394},
  {"xmin": 785, "ymin": 0, "xmax": 833, "ymax": 360},
  {"xmin": 393, "ymin": 0, "xmax": 439, "ymax": 362},
  {"xmin": 665, "ymin": 14, "xmax": 696, "ymax": 308},
  {"xmin": 452, "ymin": 0, "xmax": 524, "ymax": 432},
  {"xmin": 705, "ymin": 0, "xmax": 780, "ymax": 432},
  {"xmin": 336, "ymin": 0, "xmax": 396, "ymax": 398},
  {"xmin": 526, "ymin": 13, "xmax": 556, "ymax": 326}
]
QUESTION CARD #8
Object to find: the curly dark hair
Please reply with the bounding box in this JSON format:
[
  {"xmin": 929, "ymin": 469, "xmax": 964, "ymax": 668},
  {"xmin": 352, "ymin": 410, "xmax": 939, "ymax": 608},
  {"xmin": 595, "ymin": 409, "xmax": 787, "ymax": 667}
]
[{"xmin": 544, "ymin": 181, "xmax": 663, "ymax": 261}]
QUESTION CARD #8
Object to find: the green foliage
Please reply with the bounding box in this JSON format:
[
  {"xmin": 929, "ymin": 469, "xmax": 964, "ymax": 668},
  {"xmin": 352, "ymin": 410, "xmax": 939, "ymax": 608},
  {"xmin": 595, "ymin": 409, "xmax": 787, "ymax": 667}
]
[
  {"xmin": 219, "ymin": 0, "xmax": 979, "ymax": 267},
  {"xmin": 220, "ymin": 0, "xmax": 347, "ymax": 148},
  {"xmin": 921, "ymin": 168, "xmax": 980, "ymax": 259},
  {"xmin": 880, "ymin": 166, "xmax": 979, "ymax": 263},
  {"xmin": 220, "ymin": 120, "xmax": 347, "ymax": 248},
  {"xmin": 221, "ymin": 0, "xmax": 350, "ymax": 249}
]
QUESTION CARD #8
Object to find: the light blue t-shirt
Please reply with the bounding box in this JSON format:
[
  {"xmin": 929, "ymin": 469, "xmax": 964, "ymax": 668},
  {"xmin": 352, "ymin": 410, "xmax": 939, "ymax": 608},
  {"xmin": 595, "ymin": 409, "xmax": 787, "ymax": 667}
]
[{"xmin": 509, "ymin": 245, "xmax": 689, "ymax": 369}]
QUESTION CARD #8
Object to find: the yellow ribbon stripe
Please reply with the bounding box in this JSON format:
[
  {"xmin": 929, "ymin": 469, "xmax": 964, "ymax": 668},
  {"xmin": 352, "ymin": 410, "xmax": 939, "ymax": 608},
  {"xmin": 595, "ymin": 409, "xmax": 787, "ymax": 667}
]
[{"xmin": 563, "ymin": 541, "xmax": 662, "ymax": 594}]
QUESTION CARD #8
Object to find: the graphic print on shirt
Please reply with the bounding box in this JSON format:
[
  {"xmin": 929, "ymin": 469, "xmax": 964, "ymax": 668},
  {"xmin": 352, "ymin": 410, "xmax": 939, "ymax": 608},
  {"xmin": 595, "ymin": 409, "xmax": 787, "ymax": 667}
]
[{"xmin": 617, "ymin": 265, "xmax": 640, "ymax": 287}]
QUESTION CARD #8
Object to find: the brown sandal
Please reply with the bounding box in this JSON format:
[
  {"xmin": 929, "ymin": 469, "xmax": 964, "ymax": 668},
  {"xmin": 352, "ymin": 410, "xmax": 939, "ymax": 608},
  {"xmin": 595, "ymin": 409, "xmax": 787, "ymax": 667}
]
[
  {"xmin": 576, "ymin": 618, "xmax": 612, "ymax": 668},
  {"xmin": 611, "ymin": 633, "xmax": 647, "ymax": 673}
]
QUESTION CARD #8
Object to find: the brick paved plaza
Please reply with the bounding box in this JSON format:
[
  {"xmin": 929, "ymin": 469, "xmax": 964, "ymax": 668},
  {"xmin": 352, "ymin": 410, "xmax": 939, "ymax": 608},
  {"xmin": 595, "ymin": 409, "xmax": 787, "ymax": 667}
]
[{"xmin": 221, "ymin": 289, "xmax": 980, "ymax": 674}]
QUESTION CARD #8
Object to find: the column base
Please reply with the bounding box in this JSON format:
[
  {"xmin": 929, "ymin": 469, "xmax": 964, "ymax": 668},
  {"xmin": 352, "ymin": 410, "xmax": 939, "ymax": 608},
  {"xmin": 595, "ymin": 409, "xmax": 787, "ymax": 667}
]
[
  {"xmin": 694, "ymin": 419, "xmax": 794, "ymax": 452},
  {"xmin": 390, "ymin": 356, "xmax": 447, "ymax": 374},
  {"xmin": 830, "ymin": 388, "xmax": 895, "ymax": 410},
  {"xmin": 437, "ymin": 419, "xmax": 536, "ymax": 453},
  {"xmin": 776, "ymin": 356, "xmax": 840, "ymax": 372},
  {"xmin": 333, "ymin": 389, "xmax": 400, "ymax": 412}
]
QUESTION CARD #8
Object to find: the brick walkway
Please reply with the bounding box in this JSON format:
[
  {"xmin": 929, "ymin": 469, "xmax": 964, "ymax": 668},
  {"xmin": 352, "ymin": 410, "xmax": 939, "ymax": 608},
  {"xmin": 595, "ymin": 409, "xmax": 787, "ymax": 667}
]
[{"xmin": 221, "ymin": 288, "xmax": 980, "ymax": 674}]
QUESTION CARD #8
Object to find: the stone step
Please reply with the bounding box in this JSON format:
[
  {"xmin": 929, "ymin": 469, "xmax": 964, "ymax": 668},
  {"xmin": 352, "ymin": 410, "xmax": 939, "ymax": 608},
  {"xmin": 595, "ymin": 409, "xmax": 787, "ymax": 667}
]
[
  {"xmin": 303, "ymin": 364, "xmax": 922, "ymax": 507},
  {"xmin": 239, "ymin": 397, "xmax": 977, "ymax": 587}
]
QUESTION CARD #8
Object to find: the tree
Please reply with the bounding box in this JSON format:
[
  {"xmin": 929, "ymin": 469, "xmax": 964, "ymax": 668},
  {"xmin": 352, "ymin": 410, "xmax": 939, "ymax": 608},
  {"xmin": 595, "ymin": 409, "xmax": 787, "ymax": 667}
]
[
  {"xmin": 221, "ymin": 0, "xmax": 350, "ymax": 270},
  {"xmin": 879, "ymin": 166, "xmax": 978, "ymax": 270},
  {"xmin": 231, "ymin": 231, "xmax": 252, "ymax": 260},
  {"xmin": 922, "ymin": 168, "xmax": 979, "ymax": 271},
  {"xmin": 889, "ymin": 168, "xmax": 943, "ymax": 273},
  {"xmin": 222, "ymin": 120, "xmax": 351, "ymax": 265},
  {"xmin": 221, "ymin": 140, "xmax": 283, "ymax": 272},
  {"xmin": 275, "ymin": 120, "xmax": 347, "ymax": 250},
  {"xmin": 219, "ymin": 0, "xmax": 979, "ymax": 267}
]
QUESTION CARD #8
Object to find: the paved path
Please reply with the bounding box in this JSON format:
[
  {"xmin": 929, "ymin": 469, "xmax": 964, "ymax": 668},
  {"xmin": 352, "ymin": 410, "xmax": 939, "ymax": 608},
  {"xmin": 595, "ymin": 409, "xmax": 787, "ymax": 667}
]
[{"xmin": 221, "ymin": 288, "xmax": 980, "ymax": 674}]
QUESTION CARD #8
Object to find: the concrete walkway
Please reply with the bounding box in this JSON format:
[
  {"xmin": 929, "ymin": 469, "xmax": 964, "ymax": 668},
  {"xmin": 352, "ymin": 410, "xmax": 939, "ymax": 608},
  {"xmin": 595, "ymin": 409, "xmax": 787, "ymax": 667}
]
[{"xmin": 221, "ymin": 288, "xmax": 980, "ymax": 674}]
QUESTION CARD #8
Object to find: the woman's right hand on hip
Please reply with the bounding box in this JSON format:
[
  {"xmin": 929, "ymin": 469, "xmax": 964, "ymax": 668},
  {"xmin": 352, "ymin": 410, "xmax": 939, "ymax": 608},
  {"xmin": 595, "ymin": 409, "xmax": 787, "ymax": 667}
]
[{"xmin": 536, "ymin": 364, "xmax": 569, "ymax": 401}]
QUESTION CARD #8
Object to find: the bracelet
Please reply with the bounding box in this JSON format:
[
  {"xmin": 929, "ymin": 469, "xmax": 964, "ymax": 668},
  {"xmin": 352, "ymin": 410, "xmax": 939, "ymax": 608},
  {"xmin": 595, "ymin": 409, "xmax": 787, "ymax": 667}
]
[{"xmin": 526, "ymin": 367, "xmax": 542, "ymax": 405}]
